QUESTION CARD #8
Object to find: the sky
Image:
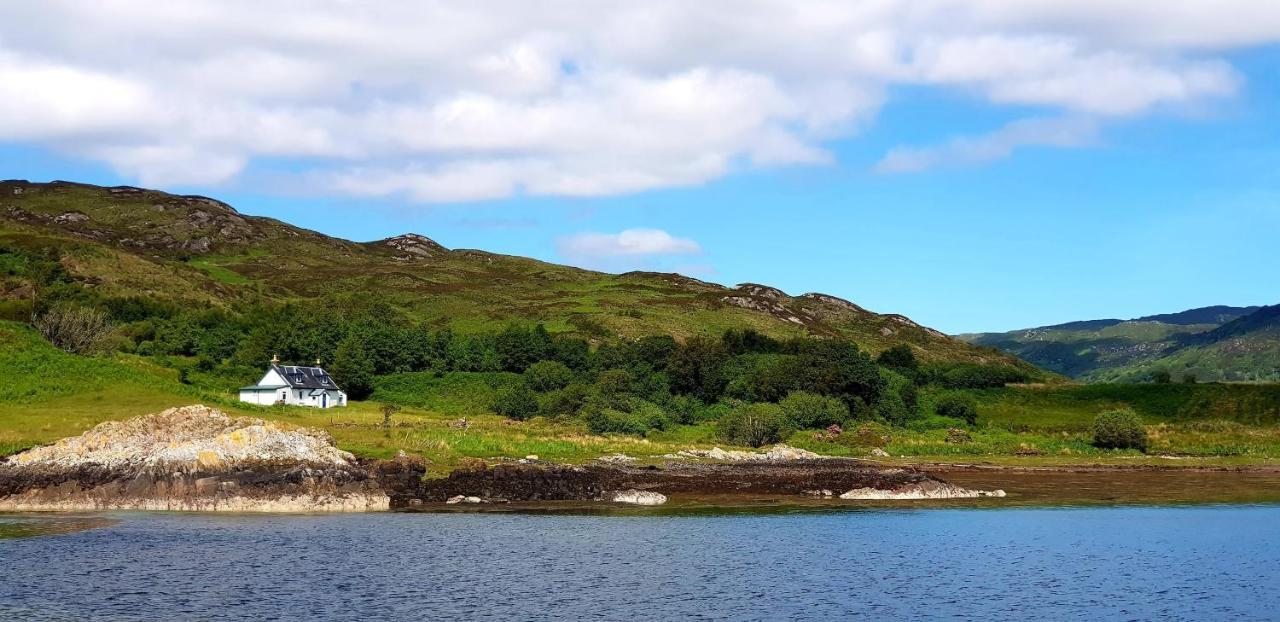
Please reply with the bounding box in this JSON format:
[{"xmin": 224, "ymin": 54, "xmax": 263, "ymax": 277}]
[{"xmin": 1, "ymin": 1, "xmax": 1278, "ymax": 334}]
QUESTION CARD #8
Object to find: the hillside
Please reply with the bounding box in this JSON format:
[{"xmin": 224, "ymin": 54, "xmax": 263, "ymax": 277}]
[
  {"xmin": 0, "ymin": 179, "xmax": 1029, "ymax": 369},
  {"xmin": 961, "ymin": 305, "xmax": 1278, "ymax": 382}
]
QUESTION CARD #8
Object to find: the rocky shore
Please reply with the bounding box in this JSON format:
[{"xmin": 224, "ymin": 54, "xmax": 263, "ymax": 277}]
[
  {"xmin": 377, "ymin": 453, "xmax": 1004, "ymax": 508},
  {"xmin": 0, "ymin": 406, "xmax": 388, "ymax": 512},
  {"xmin": 0, "ymin": 405, "xmax": 1003, "ymax": 512}
]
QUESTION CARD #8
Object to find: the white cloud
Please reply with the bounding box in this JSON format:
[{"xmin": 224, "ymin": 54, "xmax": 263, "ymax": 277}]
[
  {"xmin": 874, "ymin": 116, "xmax": 1100, "ymax": 174},
  {"xmin": 0, "ymin": 1, "xmax": 1276, "ymax": 197},
  {"xmin": 558, "ymin": 229, "xmax": 702, "ymax": 259}
]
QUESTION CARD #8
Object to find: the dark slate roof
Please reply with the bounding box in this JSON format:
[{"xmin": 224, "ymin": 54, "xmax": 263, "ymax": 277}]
[{"xmin": 273, "ymin": 365, "xmax": 342, "ymax": 391}]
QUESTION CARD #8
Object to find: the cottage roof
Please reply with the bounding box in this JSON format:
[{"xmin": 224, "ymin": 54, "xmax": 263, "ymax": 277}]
[{"xmin": 272, "ymin": 365, "xmax": 343, "ymax": 391}]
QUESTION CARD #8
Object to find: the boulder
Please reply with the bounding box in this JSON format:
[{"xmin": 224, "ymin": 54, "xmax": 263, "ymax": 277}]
[{"xmin": 611, "ymin": 490, "xmax": 667, "ymax": 505}]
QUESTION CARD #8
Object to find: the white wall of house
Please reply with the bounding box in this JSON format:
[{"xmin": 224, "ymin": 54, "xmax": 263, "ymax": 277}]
[
  {"xmin": 239, "ymin": 367, "xmax": 347, "ymax": 408},
  {"xmin": 238, "ymin": 388, "xmax": 288, "ymax": 406},
  {"xmin": 259, "ymin": 369, "xmax": 288, "ymax": 386}
]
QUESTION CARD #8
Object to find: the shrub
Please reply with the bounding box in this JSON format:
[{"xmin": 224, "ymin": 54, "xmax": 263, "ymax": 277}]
[
  {"xmin": 538, "ymin": 382, "xmax": 590, "ymax": 417},
  {"xmin": 876, "ymin": 344, "xmax": 919, "ymax": 380},
  {"xmin": 662, "ymin": 394, "xmax": 704, "ymax": 425},
  {"xmin": 876, "ymin": 369, "xmax": 919, "ymax": 427},
  {"xmin": 1091, "ymin": 408, "xmax": 1148, "ymax": 451},
  {"xmin": 33, "ymin": 304, "xmax": 112, "ymax": 355},
  {"xmin": 492, "ymin": 383, "xmax": 539, "ymax": 421},
  {"xmin": 595, "ymin": 368, "xmax": 635, "ymax": 396},
  {"xmin": 844, "ymin": 422, "xmax": 891, "ymax": 448},
  {"xmin": 716, "ymin": 402, "xmax": 791, "ymax": 448},
  {"xmin": 1151, "ymin": 370, "xmax": 1172, "ymax": 384},
  {"xmin": 585, "ymin": 400, "xmax": 669, "ymax": 436},
  {"xmin": 778, "ymin": 390, "xmax": 849, "ymax": 429},
  {"xmin": 925, "ymin": 363, "xmax": 1029, "ymax": 389},
  {"xmin": 523, "ymin": 360, "xmax": 575, "ymax": 392},
  {"xmin": 934, "ymin": 393, "xmax": 978, "ymax": 425}
]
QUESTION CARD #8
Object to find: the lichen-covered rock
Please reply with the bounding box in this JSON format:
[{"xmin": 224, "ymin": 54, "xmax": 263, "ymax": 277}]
[
  {"xmin": 839, "ymin": 480, "xmax": 1006, "ymax": 500},
  {"xmin": 611, "ymin": 490, "xmax": 667, "ymax": 505},
  {"xmin": 7, "ymin": 405, "xmax": 356, "ymax": 472},
  {"xmin": 0, "ymin": 405, "xmax": 387, "ymax": 512},
  {"xmin": 667, "ymin": 444, "xmax": 822, "ymax": 462}
]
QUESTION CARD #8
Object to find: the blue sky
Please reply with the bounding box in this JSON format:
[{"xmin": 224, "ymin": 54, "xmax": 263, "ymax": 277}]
[{"xmin": 2, "ymin": 3, "xmax": 1278, "ymax": 334}]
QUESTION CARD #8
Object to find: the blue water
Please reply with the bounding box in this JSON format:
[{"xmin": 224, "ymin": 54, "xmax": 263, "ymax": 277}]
[{"xmin": 2, "ymin": 506, "xmax": 1279, "ymax": 621}]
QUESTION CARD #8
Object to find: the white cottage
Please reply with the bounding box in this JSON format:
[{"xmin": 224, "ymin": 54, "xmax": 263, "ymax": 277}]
[{"xmin": 239, "ymin": 359, "xmax": 347, "ymax": 408}]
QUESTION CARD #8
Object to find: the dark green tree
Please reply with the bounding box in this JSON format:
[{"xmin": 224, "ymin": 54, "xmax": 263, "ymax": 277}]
[
  {"xmin": 331, "ymin": 335, "xmax": 375, "ymax": 400},
  {"xmin": 524, "ymin": 360, "xmax": 575, "ymax": 392},
  {"xmin": 492, "ymin": 383, "xmax": 539, "ymax": 420},
  {"xmin": 667, "ymin": 336, "xmax": 729, "ymax": 403},
  {"xmin": 934, "ymin": 393, "xmax": 978, "ymax": 425}
]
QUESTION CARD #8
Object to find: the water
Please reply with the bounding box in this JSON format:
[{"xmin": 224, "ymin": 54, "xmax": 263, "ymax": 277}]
[{"xmin": 2, "ymin": 505, "xmax": 1279, "ymax": 620}]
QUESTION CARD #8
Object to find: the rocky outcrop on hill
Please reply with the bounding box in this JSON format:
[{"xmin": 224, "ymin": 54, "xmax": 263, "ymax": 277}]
[
  {"xmin": 377, "ymin": 233, "xmax": 448, "ymax": 259},
  {"xmin": 0, "ymin": 405, "xmax": 388, "ymax": 512}
]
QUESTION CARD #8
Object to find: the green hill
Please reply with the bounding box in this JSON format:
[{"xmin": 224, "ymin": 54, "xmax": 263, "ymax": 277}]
[
  {"xmin": 960, "ymin": 305, "xmax": 1278, "ymax": 382},
  {"xmin": 0, "ymin": 179, "xmax": 1029, "ymax": 369}
]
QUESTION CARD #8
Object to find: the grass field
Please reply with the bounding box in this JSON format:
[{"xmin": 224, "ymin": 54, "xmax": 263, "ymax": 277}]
[{"xmin": 3, "ymin": 321, "xmax": 1280, "ymax": 470}]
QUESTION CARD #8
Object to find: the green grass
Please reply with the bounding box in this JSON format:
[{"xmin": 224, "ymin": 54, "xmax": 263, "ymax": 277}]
[
  {"xmin": 372, "ymin": 371, "xmax": 522, "ymax": 416},
  {"xmin": 3, "ymin": 319, "xmax": 1280, "ymax": 469},
  {"xmin": 187, "ymin": 257, "xmax": 251, "ymax": 284}
]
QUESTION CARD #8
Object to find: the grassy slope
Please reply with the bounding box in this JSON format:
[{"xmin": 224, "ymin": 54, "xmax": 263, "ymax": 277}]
[
  {"xmin": 3, "ymin": 321, "xmax": 1279, "ymax": 468},
  {"xmin": 963, "ymin": 305, "xmax": 1276, "ymax": 382},
  {"xmin": 0, "ymin": 180, "xmax": 1030, "ymax": 369},
  {"xmin": 1085, "ymin": 307, "xmax": 1280, "ymax": 383}
]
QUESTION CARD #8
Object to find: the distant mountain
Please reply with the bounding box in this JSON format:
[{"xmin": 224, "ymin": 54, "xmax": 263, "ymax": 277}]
[
  {"xmin": 960, "ymin": 305, "xmax": 1276, "ymax": 382},
  {"xmin": 0, "ymin": 180, "xmax": 1034, "ymax": 371}
]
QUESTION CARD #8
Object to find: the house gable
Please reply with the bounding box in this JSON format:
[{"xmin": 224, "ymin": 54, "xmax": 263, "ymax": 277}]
[{"xmin": 258, "ymin": 368, "xmax": 288, "ymax": 387}]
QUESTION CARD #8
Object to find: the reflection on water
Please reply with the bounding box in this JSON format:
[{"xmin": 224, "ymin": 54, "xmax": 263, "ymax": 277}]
[
  {"xmin": 942, "ymin": 469, "xmax": 1280, "ymax": 506},
  {"xmin": 0, "ymin": 477, "xmax": 1278, "ymax": 620},
  {"xmin": 0, "ymin": 515, "xmax": 117, "ymax": 539},
  {"xmin": 0, "ymin": 507, "xmax": 1278, "ymax": 620}
]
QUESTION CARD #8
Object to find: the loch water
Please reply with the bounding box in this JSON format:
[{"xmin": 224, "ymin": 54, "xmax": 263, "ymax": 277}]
[{"xmin": 2, "ymin": 504, "xmax": 1279, "ymax": 621}]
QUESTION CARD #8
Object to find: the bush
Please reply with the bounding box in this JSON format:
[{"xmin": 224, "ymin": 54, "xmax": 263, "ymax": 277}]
[
  {"xmin": 1091, "ymin": 408, "xmax": 1148, "ymax": 451},
  {"xmin": 538, "ymin": 382, "xmax": 590, "ymax": 417},
  {"xmin": 876, "ymin": 344, "xmax": 919, "ymax": 380},
  {"xmin": 585, "ymin": 400, "xmax": 669, "ymax": 436},
  {"xmin": 716, "ymin": 402, "xmax": 791, "ymax": 447},
  {"xmin": 662, "ymin": 394, "xmax": 704, "ymax": 425},
  {"xmin": 876, "ymin": 369, "xmax": 919, "ymax": 427},
  {"xmin": 33, "ymin": 304, "xmax": 112, "ymax": 355},
  {"xmin": 842, "ymin": 421, "xmax": 891, "ymax": 448},
  {"xmin": 934, "ymin": 393, "xmax": 978, "ymax": 425},
  {"xmin": 492, "ymin": 383, "xmax": 539, "ymax": 421},
  {"xmin": 778, "ymin": 390, "xmax": 849, "ymax": 429},
  {"xmin": 925, "ymin": 363, "xmax": 1029, "ymax": 389},
  {"xmin": 523, "ymin": 360, "xmax": 575, "ymax": 392}
]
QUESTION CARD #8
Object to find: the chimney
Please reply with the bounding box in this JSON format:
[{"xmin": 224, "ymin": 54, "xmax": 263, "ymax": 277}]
[{"xmin": 315, "ymin": 357, "xmax": 322, "ymax": 366}]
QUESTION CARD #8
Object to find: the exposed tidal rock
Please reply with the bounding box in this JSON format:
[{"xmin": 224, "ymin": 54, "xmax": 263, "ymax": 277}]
[
  {"xmin": 611, "ymin": 490, "xmax": 668, "ymax": 505},
  {"xmin": 666, "ymin": 444, "xmax": 821, "ymax": 462},
  {"xmin": 391, "ymin": 459, "xmax": 974, "ymax": 508},
  {"xmin": 0, "ymin": 405, "xmax": 388, "ymax": 512},
  {"xmin": 839, "ymin": 480, "xmax": 1006, "ymax": 500}
]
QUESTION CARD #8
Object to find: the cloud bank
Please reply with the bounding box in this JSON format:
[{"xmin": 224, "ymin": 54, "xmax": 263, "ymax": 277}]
[
  {"xmin": 558, "ymin": 229, "xmax": 701, "ymax": 259},
  {"xmin": 0, "ymin": 1, "xmax": 1275, "ymax": 199},
  {"xmin": 874, "ymin": 117, "xmax": 1101, "ymax": 173}
]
